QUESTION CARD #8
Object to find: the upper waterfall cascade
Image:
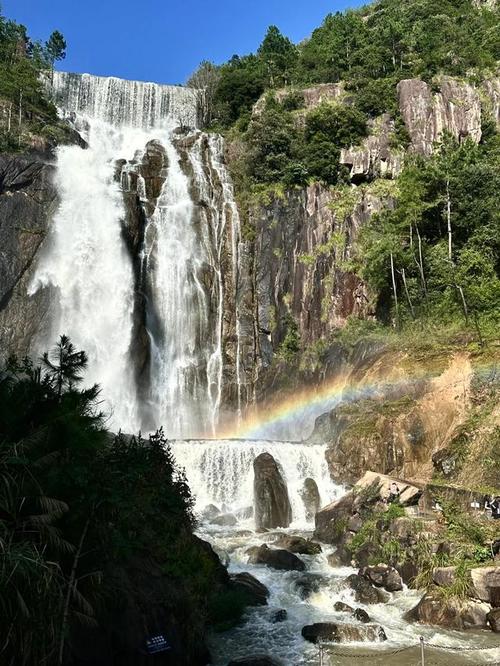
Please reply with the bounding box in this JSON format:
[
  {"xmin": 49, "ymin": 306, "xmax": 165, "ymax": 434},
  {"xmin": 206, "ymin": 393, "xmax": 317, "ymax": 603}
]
[
  {"xmin": 50, "ymin": 71, "xmax": 205, "ymax": 129},
  {"xmin": 30, "ymin": 72, "xmax": 241, "ymax": 437}
]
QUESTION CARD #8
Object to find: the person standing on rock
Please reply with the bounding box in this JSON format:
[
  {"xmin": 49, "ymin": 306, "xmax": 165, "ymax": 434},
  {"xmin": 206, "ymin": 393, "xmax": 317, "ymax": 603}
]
[
  {"xmin": 488, "ymin": 496, "xmax": 500, "ymax": 520},
  {"xmin": 386, "ymin": 482, "xmax": 400, "ymax": 504}
]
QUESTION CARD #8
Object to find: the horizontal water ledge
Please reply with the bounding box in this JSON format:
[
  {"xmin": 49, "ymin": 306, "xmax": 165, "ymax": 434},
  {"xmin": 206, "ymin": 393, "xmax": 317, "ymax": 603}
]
[{"xmin": 166, "ymin": 437, "xmax": 305, "ymax": 445}]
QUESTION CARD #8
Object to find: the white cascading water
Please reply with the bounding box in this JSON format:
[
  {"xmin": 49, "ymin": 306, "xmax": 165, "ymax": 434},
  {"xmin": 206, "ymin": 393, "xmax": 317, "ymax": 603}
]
[
  {"xmin": 145, "ymin": 135, "xmax": 213, "ymax": 436},
  {"xmin": 170, "ymin": 438, "xmax": 341, "ymax": 524},
  {"xmin": 29, "ymin": 72, "xmax": 240, "ymax": 435}
]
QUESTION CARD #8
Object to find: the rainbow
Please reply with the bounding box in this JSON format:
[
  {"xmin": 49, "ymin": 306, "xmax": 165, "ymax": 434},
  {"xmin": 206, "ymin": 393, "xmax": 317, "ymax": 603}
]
[{"xmin": 217, "ymin": 357, "xmax": 497, "ymax": 441}]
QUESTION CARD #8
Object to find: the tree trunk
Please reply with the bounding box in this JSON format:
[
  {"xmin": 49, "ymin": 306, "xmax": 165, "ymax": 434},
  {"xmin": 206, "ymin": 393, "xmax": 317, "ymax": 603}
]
[
  {"xmin": 390, "ymin": 252, "xmax": 399, "ymax": 323},
  {"xmin": 446, "ymin": 177, "xmax": 452, "ymax": 261},
  {"xmin": 400, "ymin": 268, "xmax": 415, "ymax": 319},
  {"xmin": 18, "ymin": 90, "xmax": 23, "ymax": 128},
  {"xmin": 415, "ymin": 224, "xmax": 427, "ymax": 294},
  {"xmin": 455, "ymin": 284, "xmax": 468, "ymax": 325}
]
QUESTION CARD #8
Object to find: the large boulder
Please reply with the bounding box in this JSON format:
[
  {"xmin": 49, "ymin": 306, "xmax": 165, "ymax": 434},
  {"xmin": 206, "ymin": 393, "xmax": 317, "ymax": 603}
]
[
  {"xmin": 405, "ymin": 591, "xmax": 490, "ymax": 630},
  {"xmin": 314, "ymin": 492, "xmax": 357, "ymax": 544},
  {"xmin": 272, "ymin": 535, "xmax": 321, "ymax": 555},
  {"xmin": 230, "ymin": 572, "xmax": 269, "ymax": 606},
  {"xmin": 345, "ymin": 574, "xmax": 385, "ymax": 604},
  {"xmin": 253, "ymin": 453, "xmax": 292, "ymax": 530},
  {"xmin": 359, "ymin": 565, "xmax": 403, "ymax": 592},
  {"xmin": 487, "ymin": 608, "xmax": 500, "ymax": 632},
  {"xmin": 301, "ymin": 622, "xmax": 387, "ymax": 644},
  {"xmin": 246, "ymin": 544, "xmax": 305, "ymax": 571},
  {"xmin": 300, "ymin": 478, "xmax": 321, "ymax": 521},
  {"xmin": 293, "ymin": 574, "xmax": 324, "ymax": 599},
  {"xmin": 432, "ymin": 567, "xmax": 457, "ymax": 588},
  {"xmin": 470, "ymin": 567, "xmax": 500, "ymax": 605},
  {"xmin": 211, "ymin": 513, "xmax": 237, "ymax": 527},
  {"xmin": 355, "ymin": 471, "xmax": 421, "ymax": 506}
]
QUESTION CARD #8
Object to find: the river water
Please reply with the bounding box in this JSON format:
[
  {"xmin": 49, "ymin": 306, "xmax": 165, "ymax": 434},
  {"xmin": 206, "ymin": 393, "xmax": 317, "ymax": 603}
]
[{"xmin": 170, "ymin": 438, "xmax": 500, "ymax": 666}]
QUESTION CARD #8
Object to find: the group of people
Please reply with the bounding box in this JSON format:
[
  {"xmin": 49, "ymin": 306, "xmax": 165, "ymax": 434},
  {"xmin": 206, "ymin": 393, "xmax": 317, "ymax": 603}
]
[{"xmin": 384, "ymin": 482, "xmax": 500, "ymax": 521}]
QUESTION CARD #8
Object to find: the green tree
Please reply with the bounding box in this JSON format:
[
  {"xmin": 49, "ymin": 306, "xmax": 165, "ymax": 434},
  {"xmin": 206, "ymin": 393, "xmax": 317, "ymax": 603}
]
[
  {"xmin": 45, "ymin": 30, "xmax": 66, "ymax": 67},
  {"xmin": 257, "ymin": 25, "xmax": 297, "ymax": 87}
]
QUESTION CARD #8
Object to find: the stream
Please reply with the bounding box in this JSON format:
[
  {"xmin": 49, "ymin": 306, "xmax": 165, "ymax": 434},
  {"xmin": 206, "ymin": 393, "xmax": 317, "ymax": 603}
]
[{"xmin": 170, "ymin": 438, "xmax": 500, "ymax": 666}]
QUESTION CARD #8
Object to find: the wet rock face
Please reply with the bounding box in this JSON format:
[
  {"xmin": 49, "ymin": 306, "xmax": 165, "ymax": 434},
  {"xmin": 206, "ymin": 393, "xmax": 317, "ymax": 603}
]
[
  {"xmin": 359, "ymin": 564, "xmax": 403, "ymax": 592},
  {"xmin": 246, "ymin": 544, "xmax": 305, "ymax": 571},
  {"xmin": 230, "ymin": 572, "xmax": 269, "ymax": 606},
  {"xmin": 253, "ymin": 453, "xmax": 292, "ymax": 530},
  {"xmin": 397, "ymin": 77, "xmax": 483, "ymax": 156},
  {"xmin": 406, "ymin": 591, "xmax": 490, "ymax": 630},
  {"xmin": 300, "ymin": 478, "xmax": 321, "ymax": 521},
  {"xmin": 272, "ymin": 535, "xmax": 322, "ymax": 555},
  {"xmin": 0, "ymin": 154, "xmax": 57, "ymax": 358},
  {"xmin": 488, "ymin": 608, "xmax": 500, "ymax": 632},
  {"xmin": 301, "ymin": 622, "xmax": 387, "ymax": 644}
]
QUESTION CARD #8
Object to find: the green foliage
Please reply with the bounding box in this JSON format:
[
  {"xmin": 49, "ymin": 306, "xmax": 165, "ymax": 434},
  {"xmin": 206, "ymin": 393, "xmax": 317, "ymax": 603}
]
[
  {"xmin": 257, "ymin": 25, "xmax": 298, "ymax": 88},
  {"xmin": 0, "ymin": 337, "xmax": 225, "ymax": 665},
  {"xmin": 278, "ymin": 314, "xmax": 301, "ymax": 362},
  {"xmin": 359, "ymin": 135, "xmax": 500, "ymax": 330},
  {"xmin": 0, "ymin": 10, "xmax": 69, "ymax": 151}
]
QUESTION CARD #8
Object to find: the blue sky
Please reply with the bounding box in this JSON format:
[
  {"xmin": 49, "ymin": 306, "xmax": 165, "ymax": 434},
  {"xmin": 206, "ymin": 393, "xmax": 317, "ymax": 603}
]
[{"xmin": 3, "ymin": 0, "xmax": 363, "ymax": 84}]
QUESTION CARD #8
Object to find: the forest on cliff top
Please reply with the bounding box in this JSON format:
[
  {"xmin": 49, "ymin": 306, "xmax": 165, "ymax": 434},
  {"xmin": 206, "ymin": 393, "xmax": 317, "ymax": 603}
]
[{"xmin": 187, "ymin": 0, "xmax": 500, "ymax": 345}]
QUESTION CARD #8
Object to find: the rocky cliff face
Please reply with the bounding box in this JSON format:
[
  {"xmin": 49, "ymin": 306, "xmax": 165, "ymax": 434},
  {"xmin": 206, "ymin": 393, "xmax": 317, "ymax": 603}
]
[
  {"xmin": 0, "ymin": 154, "xmax": 56, "ymax": 357},
  {"xmin": 307, "ymin": 350, "xmax": 496, "ymax": 486},
  {"xmin": 235, "ymin": 183, "xmax": 392, "ymax": 405}
]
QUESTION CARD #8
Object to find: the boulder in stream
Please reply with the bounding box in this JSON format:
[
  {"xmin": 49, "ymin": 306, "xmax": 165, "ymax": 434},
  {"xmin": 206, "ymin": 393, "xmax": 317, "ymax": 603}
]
[
  {"xmin": 300, "ymin": 477, "xmax": 321, "ymax": 520},
  {"xmin": 293, "ymin": 574, "xmax": 324, "ymax": 599},
  {"xmin": 271, "ymin": 609, "xmax": 288, "ymax": 623},
  {"xmin": 345, "ymin": 574, "xmax": 386, "ymax": 604},
  {"xmin": 201, "ymin": 503, "xmax": 220, "ymax": 520},
  {"xmin": 272, "ymin": 535, "xmax": 322, "ymax": 555},
  {"xmin": 487, "ymin": 608, "xmax": 500, "ymax": 632},
  {"xmin": 301, "ymin": 622, "xmax": 387, "ymax": 643},
  {"xmin": 359, "ymin": 564, "xmax": 403, "ymax": 592},
  {"xmin": 230, "ymin": 572, "xmax": 269, "ymax": 606},
  {"xmin": 211, "ymin": 513, "xmax": 238, "ymax": 527},
  {"xmin": 253, "ymin": 453, "xmax": 292, "ymax": 530},
  {"xmin": 246, "ymin": 544, "xmax": 305, "ymax": 571}
]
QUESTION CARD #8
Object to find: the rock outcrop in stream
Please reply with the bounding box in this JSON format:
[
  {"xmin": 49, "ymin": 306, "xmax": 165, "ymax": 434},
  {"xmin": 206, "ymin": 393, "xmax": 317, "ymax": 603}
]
[{"xmin": 253, "ymin": 453, "xmax": 292, "ymax": 529}]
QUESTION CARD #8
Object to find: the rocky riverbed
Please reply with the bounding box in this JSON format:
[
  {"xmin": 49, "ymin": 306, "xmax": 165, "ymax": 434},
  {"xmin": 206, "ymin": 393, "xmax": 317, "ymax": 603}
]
[{"xmin": 200, "ymin": 522, "xmax": 500, "ymax": 665}]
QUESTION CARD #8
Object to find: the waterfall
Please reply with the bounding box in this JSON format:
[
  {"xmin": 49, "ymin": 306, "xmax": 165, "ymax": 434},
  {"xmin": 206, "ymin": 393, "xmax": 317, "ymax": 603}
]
[
  {"xmin": 170, "ymin": 438, "xmax": 341, "ymax": 526},
  {"xmin": 50, "ymin": 71, "xmax": 204, "ymax": 129},
  {"xmin": 30, "ymin": 72, "xmax": 241, "ymax": 436}
]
